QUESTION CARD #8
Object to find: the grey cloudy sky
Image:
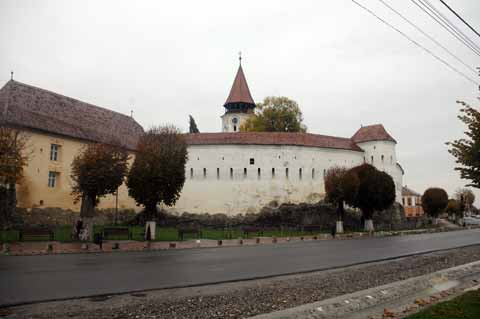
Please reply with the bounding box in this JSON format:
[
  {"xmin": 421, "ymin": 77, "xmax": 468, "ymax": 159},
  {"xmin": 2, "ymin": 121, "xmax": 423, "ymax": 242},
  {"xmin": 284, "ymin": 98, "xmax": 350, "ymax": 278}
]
[{"xmin": 1, "ymin": 0, "xmax": 479, "ymax": 201}]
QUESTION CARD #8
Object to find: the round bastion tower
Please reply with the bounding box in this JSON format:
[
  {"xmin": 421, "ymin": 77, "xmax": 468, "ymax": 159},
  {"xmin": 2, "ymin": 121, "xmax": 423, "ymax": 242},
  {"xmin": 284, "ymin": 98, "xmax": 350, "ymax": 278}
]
[{"xmin": 221, "ymin": 58, "xmax": 256, "ymax": 132}]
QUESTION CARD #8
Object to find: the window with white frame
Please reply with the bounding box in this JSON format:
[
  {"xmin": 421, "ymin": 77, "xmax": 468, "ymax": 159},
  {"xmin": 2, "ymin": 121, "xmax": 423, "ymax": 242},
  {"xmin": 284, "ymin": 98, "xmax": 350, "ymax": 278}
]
[
  {"xmin": 50, "ymin": 144, "xmax": 60, "ymax": 161},
  {"xmin": 48, "ymin": 171, "xmax": 58, "ymax": 188}
]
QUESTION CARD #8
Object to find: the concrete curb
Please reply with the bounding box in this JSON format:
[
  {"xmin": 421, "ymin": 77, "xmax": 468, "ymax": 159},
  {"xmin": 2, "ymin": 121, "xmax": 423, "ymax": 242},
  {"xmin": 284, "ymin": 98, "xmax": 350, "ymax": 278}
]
[{"xmin": 248, "ymin": 261, "xmax": 480, "ymax": 319}]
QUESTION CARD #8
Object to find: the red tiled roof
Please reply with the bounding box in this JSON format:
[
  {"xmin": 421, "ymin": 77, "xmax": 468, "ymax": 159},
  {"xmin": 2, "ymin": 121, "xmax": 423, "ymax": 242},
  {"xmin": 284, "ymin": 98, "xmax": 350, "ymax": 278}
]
[
  {"xmin": 0, "ymin": 80, "xmax": 143, "ymax": 150},
  {"xmin": 224, "ymin": 65, "xmax": 255, "ymax": 106},
  {"xmin": 185, "ymin": 132, "xmax": 363, "ymax": 152},
  {"xmin": 351, "ymin": 124, "xmax": 396, "ymax": 144}
]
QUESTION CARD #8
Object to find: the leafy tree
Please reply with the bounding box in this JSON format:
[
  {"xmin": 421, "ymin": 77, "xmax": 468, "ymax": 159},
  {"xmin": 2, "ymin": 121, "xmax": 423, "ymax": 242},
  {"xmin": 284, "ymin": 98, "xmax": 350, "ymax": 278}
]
[
  {"xmin": 421, "ymin": 188, "xmax": 448, "ymax": 224},
  {"xmin": 127, "ymin": 125, "xmax": 188, "ymax": 220},
  {"xmin": 189, "ymin": 115, "xmax": 200, "ymax": 133},
  {"xmin": 0, "ymin": 126, "xmax": 29, "ymax": 228},
  {"xmin": 447, "ymin": 101, "xmax": 480, "ymax": 188},
  {"xmin": 445, "ymin": 199, "xmax": 461, "ymax": 219},
  {"xmin": 240, "ymin": 96, "xmax": 307, "ymax": 132},
  {"xmin": 343, "ymin": 164, "xmax": 396, "ymax": 231},
  {"xmin": 71, "ymin": 143, "xmax": 129, "ymax": 239},
  {"xmin": 454, "ymin": 188, "xmax": 475, "ymax": 212},
  {"xmin": 324, "ymin": 166, "xmax": 359, "ymax": 233}
]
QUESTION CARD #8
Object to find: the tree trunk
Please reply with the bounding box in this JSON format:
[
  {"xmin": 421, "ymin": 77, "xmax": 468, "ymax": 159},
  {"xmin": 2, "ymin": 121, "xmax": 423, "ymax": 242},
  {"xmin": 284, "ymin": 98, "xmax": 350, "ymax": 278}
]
[
  {"xmin": 432, "ymin": 217, "xmax": 439, "ymax": 225},
  {"xmin": 80, "ymin": 194, "xmax": 96, "ymax": 241},
  {"xmin": 364, "ymin": 219, "xmax": 374, "ymax": 232},
  {"xmin": 336, "ymin": 201, "xmax": 345, "ymax": 233},
  {"xmin": 145, "ymin": 221, "xmax": 156, "ymax": 241}
]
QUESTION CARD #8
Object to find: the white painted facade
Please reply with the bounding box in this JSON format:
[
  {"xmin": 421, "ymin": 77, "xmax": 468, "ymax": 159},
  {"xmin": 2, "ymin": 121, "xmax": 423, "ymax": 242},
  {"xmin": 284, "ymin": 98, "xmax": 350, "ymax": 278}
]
[
  {"xmin": 172, "ymin": 141, "xmax": 403, "ymax": 216},
  {"xmin": 221, "ymin": 112, "xmax": 252, "ymax": 132}
]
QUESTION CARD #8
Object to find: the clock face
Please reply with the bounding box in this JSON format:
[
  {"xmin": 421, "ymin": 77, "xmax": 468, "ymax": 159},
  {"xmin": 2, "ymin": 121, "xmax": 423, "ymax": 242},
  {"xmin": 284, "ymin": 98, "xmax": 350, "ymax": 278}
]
[{"xmin": 232, "ymin": 117, "xmax": 238, "ymax": 124}]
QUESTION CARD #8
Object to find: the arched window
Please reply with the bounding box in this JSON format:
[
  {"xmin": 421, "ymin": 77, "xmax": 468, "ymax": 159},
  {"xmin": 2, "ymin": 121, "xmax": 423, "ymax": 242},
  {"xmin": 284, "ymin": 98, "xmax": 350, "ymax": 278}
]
[{"xmin": 299, "ymin": 168, "xmax": 302, "ymax": 180}]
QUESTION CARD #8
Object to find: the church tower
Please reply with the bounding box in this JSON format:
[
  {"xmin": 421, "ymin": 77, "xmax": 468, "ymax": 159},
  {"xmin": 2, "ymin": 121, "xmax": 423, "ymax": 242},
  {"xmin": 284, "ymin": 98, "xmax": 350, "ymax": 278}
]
[{"xmin": 221, "ymin": 56, "xmax": 255, "ymax": 132}]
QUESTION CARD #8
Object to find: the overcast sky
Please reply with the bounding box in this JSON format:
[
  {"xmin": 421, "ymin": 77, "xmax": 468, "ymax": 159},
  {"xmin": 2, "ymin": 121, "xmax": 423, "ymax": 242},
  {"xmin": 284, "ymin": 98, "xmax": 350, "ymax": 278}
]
[{"xmin": 1, "ymin": 0, "xmax": 479, "ymax": 202}]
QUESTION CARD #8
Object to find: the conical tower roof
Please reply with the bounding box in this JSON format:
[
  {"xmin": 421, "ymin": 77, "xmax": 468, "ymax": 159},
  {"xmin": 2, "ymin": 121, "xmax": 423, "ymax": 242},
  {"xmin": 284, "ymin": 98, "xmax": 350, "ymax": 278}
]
[{"xmin": 224, "ymin": 64, "xmax": 255, "ymax": 110}]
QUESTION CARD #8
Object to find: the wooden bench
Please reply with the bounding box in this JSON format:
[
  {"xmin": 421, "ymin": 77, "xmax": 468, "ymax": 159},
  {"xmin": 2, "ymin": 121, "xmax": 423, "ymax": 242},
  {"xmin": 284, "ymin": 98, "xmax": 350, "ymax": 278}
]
[
  {"xmin": 103, "ymin": 227, "xmax": 130, "ymax": 240},
  {"xmin": 177, "ymin": 225, "xmax": 202, "ymax": 241},
  {"xmin": 242, "ymin": 226, "xmax": 263, "ymax": 238},
  {"xmin": 19, "ymin": 228, "xmax": 54, "ymax": 241}
]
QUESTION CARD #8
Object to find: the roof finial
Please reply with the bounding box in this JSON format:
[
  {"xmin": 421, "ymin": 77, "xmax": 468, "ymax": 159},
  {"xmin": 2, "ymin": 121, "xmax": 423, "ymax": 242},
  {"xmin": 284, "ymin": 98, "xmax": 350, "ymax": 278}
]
[
  {"xmin": 238, "ymin": 51, "xmax": 242, "ymax": 65},
  {"xmin": 10, "ymin": 71, "xmax": 13, "ymax": 81}
]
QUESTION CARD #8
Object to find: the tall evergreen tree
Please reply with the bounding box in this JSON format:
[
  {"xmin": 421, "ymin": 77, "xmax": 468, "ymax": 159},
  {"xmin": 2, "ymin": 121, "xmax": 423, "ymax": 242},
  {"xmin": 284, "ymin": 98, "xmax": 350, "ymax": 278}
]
[{"xmin": 189, "ymin": 115, "xmax": 200, "ymax": 133}]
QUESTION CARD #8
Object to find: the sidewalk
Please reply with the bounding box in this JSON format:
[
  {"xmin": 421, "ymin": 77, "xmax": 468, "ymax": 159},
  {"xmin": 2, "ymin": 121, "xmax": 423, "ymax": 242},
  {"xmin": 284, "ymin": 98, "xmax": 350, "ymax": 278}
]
[{"xmin": 2, "ymin": 225, "xmax": 477, "ymax": 256}]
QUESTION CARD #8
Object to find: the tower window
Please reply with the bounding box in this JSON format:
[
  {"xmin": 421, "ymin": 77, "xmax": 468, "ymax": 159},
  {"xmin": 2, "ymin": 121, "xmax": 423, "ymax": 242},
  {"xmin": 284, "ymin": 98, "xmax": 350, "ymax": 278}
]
[
  {"xmin": 272, "ymin": 168, "xmax": 275, "ymax": 178},
  {"xmin": 299, "ymin": 168, "xmax": 302, "ymax": 180},
  {"xmin": 244, "ymin": 168, "xmax": 247, "ymax": 178},
  {"xmin": 257, "ymin": 168, "xmax": 261, "ymax": 179},
  {"xmin": 203, "ymin": 168, "xmax": 207, "ymax": 178},
  {"xmin": 233, "ymin": 125, "xmax": 237, "ymax": 132},
  {"xmin": 217, "ymin": 168, "xmax": 220, "ymax": 179},
  {"xmin": 250, "ymin": 158, "xmax": 255, "ymax": 165},
  {"xmin": 286, "ymin": 168, "xmax": 289, "ymax": 179}
]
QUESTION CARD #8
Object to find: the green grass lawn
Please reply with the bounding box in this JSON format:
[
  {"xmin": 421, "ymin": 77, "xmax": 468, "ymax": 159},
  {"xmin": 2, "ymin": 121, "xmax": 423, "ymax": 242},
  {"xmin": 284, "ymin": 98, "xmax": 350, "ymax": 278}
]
[
  {"xmin": 1, "ymin": 226, "xmax": 326, "ymax": 243},
  {"xmin": 406, "ymin": 289, "xmax": 480, "ymax": 319}
]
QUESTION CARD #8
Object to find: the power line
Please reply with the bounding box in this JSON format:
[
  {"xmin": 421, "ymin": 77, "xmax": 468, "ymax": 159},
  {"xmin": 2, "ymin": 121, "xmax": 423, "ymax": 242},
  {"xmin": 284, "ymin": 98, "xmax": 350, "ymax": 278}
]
[
  {"xmin": 377, "ymin": 0, "xmax": 476, "ymax": 74},
  {"xmin": 438, "ymin": 0, "xmax": 480, "ymax": 39},
  {"xmin": 410, "ymin": 0, "xmax": 480, "ymax": 57},
  {"xmin": 421, "ymin": 0, "xmax": 480, "ymax": 53},
  {"xmin": 350, "ymin": 0, "xmax": 479, "ymax": 85}
]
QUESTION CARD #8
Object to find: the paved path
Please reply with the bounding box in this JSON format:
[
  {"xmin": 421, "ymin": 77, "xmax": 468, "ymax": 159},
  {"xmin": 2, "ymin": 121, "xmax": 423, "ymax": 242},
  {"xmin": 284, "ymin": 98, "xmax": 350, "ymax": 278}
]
[{"xmin": 1, "ymin": 229, "xmax": 480, "ymax": 307}]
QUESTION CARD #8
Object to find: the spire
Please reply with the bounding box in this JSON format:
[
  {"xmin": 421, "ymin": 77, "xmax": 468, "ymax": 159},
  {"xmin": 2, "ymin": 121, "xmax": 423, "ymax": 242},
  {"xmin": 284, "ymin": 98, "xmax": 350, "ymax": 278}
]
[{"xmin": 224, "ymin": 56, "xmax": 255, "ymax": 111}]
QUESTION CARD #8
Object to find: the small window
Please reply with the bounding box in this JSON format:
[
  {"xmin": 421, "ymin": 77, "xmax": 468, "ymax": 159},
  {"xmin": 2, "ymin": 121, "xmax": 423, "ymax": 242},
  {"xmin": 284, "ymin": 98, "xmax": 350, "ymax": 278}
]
[
  {"xmin": 217, "ymin": 168, "xmax": 220, "ymax": 179},
  {"xmin": 48, "ymin": 171, "xmax": 57, "ymax": 188},
  {"xmin": 190, "ymin": 168, "xmax": 193, "ymax": 178},
  {"xmin": 407, "ymin": 198, "xmax": 412, "ymax": 206},
  {"xmin": 230, "ymin": 168, "xmax": 233, "ymax": 179},
  {"xmin": 402, "ymin": 198, "xmax": 405, "ymax": 205},
  {"xmin": 272, "ymin": 168, "xmax": 275, "ymax": 178},
  {"xmin": 363, "ymin": 156, "xmax": 366, "ymax": 163},
  {"xmin": 203, "ymin": 168, "xmax": 207, "ymax": 178},
  {"xmin": 50, "ymin": 144, "xmax": 59, "ymax": 161},
  {"xmin": 250, "ymin": 158, "xmax": 255, "ymax": 165},
  {"xmin": 286, "ymin": 167, "xmax": 289, "ymax": 179},
  {"xmin": 371, "ymin": 156, "xmax": 374, "ymax": 164},
  {"xmin": 233, "ymin": 125, "xmax": 237, "ymax": 132},
  {"xmin": 390, "ymin": 156, "xmax": 393, "ymax": 164},
  {"xmin": 257, "ymin": 168, "xmax": 261, "ymax": 179},
  {"xmin": 312, "ymin": 168, "xmax": 315, "ymax": 179},
  {"xmin": 381, "ymin": 155, "xmax": 384, "ymax": 163},
  {"xmin": 299, "ymin": 168, "xmax": 302, "ymax": 180},
  {"xmin": 244, "ymin": 168, "xmax": 247, "ymax": 178},
  {"xmin": 323, "ymin": 169, "xmax": 326, "ymax": 178}
]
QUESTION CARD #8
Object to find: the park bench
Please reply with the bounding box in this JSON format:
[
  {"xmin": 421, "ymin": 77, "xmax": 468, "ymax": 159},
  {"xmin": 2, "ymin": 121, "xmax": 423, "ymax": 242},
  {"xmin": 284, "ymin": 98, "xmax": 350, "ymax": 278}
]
[
  {"xmin": 302, "ymin": 225, "xmax": 324, "ymax": 233},
  {"xmin": 177, "ymin": 225, "xmax": 202, "ymax": 241},
  {"xmin": 103, "ymin": 227, "xmax": 131, "ymax": 240},
  {"xmin": 19, "ymin": 228, "xmax": 54, "ymax": 241},
  {"xmin": 242, "ymin": 226, "xmax": 263, "ymax": 238}
]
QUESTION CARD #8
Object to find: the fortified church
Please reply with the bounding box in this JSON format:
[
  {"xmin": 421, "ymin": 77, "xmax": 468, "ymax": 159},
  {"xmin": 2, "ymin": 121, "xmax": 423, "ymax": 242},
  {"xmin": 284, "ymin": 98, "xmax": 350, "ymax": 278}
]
[{"xmin": 0, "ymin": 61, "xmax": 404, "ymax": 216}]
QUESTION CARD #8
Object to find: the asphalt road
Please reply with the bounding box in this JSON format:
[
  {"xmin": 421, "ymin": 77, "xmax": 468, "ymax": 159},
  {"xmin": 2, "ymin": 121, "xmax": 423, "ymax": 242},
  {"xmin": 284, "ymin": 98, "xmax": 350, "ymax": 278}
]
[{"xmin": 1, "ymin": 229, "xmax": 480, "ymax": 307}]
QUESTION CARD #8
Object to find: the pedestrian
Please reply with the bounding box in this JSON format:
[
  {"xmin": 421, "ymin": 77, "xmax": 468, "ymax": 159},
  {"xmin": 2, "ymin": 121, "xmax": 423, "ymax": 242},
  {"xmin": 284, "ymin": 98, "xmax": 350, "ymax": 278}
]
[{"xmin": 331, "ymin": 224, "xmax": 336, "ymax": 239}]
